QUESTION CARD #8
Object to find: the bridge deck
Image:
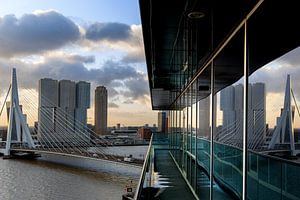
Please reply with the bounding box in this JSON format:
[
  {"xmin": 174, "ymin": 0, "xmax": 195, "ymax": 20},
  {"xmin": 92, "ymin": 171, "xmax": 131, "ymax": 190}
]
[{"xmin": 6, "ymin": 148, "xmax": 143, "ymax": 169}]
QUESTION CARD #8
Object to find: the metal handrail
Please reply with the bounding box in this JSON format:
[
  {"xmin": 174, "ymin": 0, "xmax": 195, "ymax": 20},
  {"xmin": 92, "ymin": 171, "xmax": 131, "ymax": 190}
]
[{"xmin": 133, "ymin": 134, "xmax": 153, "ymax": 200}]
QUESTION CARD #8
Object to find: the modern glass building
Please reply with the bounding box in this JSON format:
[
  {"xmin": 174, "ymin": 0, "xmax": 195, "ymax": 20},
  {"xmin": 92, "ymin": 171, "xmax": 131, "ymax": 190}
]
[{"xmin": 137, "ymin": 0, "xmax": 300, "ymax": 199}]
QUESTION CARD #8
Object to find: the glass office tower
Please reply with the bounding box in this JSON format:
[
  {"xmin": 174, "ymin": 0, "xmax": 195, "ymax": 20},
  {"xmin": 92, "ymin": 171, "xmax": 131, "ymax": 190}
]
[{"xmin": 139, "ymin": 0, "xmax": 300, "ymax": 199}]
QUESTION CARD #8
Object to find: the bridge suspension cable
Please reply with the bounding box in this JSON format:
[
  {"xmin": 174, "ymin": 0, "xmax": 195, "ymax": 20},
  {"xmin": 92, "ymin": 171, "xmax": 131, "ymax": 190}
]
[
  {"xmin": 213, "ymin": 97, "xmax": 266, "ymax": 150},
  {"xmin": 291, "ymin": 89, "xmax": 300, "ymax": 118},
  {"xmin": 20, "ymin": 90, "xmax": 116, "ymax": 160},
  {"xmin": 27, "ymin": 88, "xmax": 114, "ymax": 147},
  {"xmin": 0, "ymin": 84, "xmax": 11, "ymax": 117},
  {"xmin": 2, "ymin": 68, "xmax": 138, "ymax": 166}
]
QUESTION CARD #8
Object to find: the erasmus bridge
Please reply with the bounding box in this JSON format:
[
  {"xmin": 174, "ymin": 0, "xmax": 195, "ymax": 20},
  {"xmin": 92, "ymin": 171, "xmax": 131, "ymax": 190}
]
[{"xmin": 0, "ymin": 68, "xmax": 141, "ymax": 175}]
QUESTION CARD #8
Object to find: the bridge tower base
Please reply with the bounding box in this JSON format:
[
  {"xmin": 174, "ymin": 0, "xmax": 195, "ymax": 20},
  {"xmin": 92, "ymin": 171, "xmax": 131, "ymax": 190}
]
[{"xmin": 4, "ymin": 68, "xmax": 35, "ymax": 156}]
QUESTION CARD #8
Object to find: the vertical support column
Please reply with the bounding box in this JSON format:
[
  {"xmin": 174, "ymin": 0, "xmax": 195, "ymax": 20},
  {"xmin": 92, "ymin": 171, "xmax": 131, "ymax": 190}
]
[
  {"xmin": 186, "ymin": 93, "xmax": 188, "ymax": 176},
  {"xmin": 194, "ymin": 80, "xmax": 198, "ymax": 192},
  {"xmin": 186, "ymin": 91, "xmax": 189, "ymax": 177},
  {"xmin": 172, "ymin": 110, "xmax": 175, "ymax": 153},
  {"xmin": 181, "ymin": 97, "xmax": 184, "ymax": 169},
  {"xmin": 209, "ymin": 61, "xmax": 215, "ymax": 200},
  {"xmin": 173, "ymin": 110, "xmax": 175, "ymax": 153},
  {"xmin": 242, "ymin": 21, "xmax": 249, "ymax": 200},
  {"xmin": 169, "ymin": 111, "xmax": 172, "ymax": 150},
  {"xmin": 171, "ymin": 111, "xmax": 172, "ymax": 150},
  {"xmin": 209, "ymin": 6, "xmax": 215, "ymax": 199},
  {"xmin": 176, "ymin": 109, "xmax": 178, "ymax": 161},
  {"xmin": 182, "ymin": 98, "xmax": 184, "ymax": 168},
  {"xmin": 172, "ymin": 111, "xmax": 174, "ymax": 153},
  {"xmin": 190, "ymin": 88, "xmax": 192, "ymax": 181}
]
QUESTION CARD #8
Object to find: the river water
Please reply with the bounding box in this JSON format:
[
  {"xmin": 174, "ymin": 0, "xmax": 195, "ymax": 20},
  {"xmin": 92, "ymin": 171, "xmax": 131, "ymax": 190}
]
[{"xmin": 0, "ymin": 158, "xmax": 137, "ymax": 200}]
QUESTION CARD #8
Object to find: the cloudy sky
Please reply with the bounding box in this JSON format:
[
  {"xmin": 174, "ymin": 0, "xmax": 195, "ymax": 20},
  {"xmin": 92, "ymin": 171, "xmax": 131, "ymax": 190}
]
[
  {"xmin": 0, "ymin": 0, "xmax": 157, "ymax": 126},
  {"xmin": 222, "ymin": 47, "xmax": 300, "ymax": 128},
  {"xmin": 249, "ymin": 48, "xmax": 300, "ymax": 128},
  {"xmin": 0, "ymin": 0, "xmax": 299, "ymax": 129}
]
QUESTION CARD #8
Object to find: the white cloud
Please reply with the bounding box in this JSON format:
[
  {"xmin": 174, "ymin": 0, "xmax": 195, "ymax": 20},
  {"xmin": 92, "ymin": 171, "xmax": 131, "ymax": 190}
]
[{"xmin": 0, "ymin": 10, "xmax": 81, "ymax": 57}]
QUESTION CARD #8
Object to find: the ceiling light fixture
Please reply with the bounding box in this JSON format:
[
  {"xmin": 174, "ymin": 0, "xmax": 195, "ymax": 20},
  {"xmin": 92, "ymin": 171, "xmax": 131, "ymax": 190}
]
[{"xmin": 188, "ymin": 11, "xmax": 205, "ymax": 19}]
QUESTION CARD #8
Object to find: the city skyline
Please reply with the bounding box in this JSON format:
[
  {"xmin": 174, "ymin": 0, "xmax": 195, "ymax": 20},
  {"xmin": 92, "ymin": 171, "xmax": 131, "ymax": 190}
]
[
  {"xmin": 38, "ymin": 78, "xmax": 90, "ymax": 141},
  {"xmin": 0, "ymin": 0, "xmax": 157, "ymax": 127},
  {"xmin": 0, "ymin": 1, "xmax": 300, "ymax": 200},
  {"xmin": 0, "ymin": 1, "xmax": 299, "ymax": 128}
]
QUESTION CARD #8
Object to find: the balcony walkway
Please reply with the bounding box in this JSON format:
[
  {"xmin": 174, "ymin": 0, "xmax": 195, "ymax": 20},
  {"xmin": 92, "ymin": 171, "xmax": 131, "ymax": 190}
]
[
  {"xmin": 196, "ymin": 166, "xmax": 232, "ymax": 200},
  {"xmin": 155, "ymin": 149, "xmax": 197, "ymax": 200},
  {"xmin": 155, "ymin": 149, "xmax": 233, "ymax": 200}
]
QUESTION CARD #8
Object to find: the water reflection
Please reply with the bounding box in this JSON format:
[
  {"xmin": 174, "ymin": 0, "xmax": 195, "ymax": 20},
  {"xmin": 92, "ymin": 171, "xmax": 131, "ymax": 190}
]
[{"xmin": 0, "ymin": 159, "xmax": 137, "ymax": 200}]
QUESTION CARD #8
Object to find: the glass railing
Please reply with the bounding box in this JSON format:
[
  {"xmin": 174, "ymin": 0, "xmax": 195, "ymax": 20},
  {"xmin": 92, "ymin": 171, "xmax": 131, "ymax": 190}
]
[
  {"xmin": 136, "ymin": 134, "xmax": 300, "ymax": 200},
  {"xmin": 247, "ymin": 151, "xmax": 300, "ymax": 200},
  {"xmin": 133, "ymin": 135, "xmax": 154, "ymax": 200},
  {"xmin": 133, "ymin": 133, "xmax": 169, "ymax": 200},
  {"xmin": 195, "ymin": 138, "xmax": 300, "ymax": 200},
  {"xmin": 213, "ymin": 140, "xmax": 243, "ymax": 198}
]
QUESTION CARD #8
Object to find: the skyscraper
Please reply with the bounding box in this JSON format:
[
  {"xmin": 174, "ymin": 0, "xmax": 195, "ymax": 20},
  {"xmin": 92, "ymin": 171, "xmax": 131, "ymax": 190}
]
[
  {"xmin": 58, "ymin": 80, "xmax": 76, "ymax": 139},
  {"xmin": 198, "ymin": 97, "xmax": 210, "ymax": 138},
  {"xmin": 38, "ymin": 79, "xmax": 90, "ymax": 141},
  {"xmin": 220, "ymin": 85, "xmax": 236, "ymax": 136},
  {"xmin": 74, "ymin": 81, "xmax": 91, "ymax": 142},
  {"xmin": 251, "ymin": 83, "xmax": 266, "ymax": 146},
  {"xmin": 59, "ymin": 80, "xmax": 76, "ymax": 110},
  {"xmin": 75, "ymin": 81, "xmax": 90, "ymax": 129},
  {"xmin": 157, "ymin": 111, "xmax": 168, "ymax": 133},
  {"xmin": 94, "ymin": 86, "xmax": 107, "ymax": 135},
  {"xmin": 38, "ymin": 78, "xmax": 59, "ymax": 139},
  {"xmin": 220, "ymin": 83, "xmax": 266, "ymax": 147}
]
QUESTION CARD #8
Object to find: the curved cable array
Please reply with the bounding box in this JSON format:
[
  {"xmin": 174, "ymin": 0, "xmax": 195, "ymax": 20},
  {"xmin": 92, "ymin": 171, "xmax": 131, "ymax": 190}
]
[
  {"xmin": 6, "ymin": 88, "xmax": 123, "ymax": 162},
  {"xmin": 213, "ymin": 97, "xmax": 267, "ymax": 150}
]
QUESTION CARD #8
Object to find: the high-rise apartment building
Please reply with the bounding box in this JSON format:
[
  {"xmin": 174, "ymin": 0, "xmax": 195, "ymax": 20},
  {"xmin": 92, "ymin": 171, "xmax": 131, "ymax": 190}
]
[
  {"xmin": 251, "ymin": 83, "xmax": 266, "ymax": 146},
  {"xmin": 157, "ymin": 111, "xmax": 168, "ymax": 133},
  {"xmin": 38, "ymin": 79, "xmax": 90, "ymax": 141},
  {"xmin": 220, "ymin": 83, "xmax": 266, "ymax": 147},
  {"xmin": 75, "ymin": 81, "xmax": 90, "ymax": 132},
  {"xmin": 38, "ymin": 78, "xmax": 59, "ymax": 139},
  {"xmin": 94, "ymin": 86, "xmax": 107, "ymax": 135},
  {"xmin": 58, "ymin": 80, "xmax": 76, "ymax": 137},
  {"xmin": 198, "ymin": 97, "xmax": 210, "ymax": 138}
]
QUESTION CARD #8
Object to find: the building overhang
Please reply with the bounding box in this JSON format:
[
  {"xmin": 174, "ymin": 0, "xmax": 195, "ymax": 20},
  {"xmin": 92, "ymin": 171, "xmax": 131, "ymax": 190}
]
[{"xmin": 139, "ymin": 0, "xmax": 300, "ymax": 110}]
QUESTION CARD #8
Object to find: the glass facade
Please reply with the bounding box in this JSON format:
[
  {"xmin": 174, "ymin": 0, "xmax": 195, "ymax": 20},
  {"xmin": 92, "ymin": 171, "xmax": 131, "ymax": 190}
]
[
  {"xmin": 167, "ymin": 2, "xmax": 300, "ymax": 200},
  {"xmin": 139, "ymin": 0, "xmax": 300, "ymax": 199}
]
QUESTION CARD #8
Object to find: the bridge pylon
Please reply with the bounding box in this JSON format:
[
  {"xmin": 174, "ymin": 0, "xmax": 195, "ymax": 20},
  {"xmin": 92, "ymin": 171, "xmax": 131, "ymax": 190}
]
[
  {"xmin": 4, "ymin": 68, "xmax": 35, "ymax": 156},
  {"xmin": 268, "ymin": 74, "xmax": 296, "ymax": 155}
]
